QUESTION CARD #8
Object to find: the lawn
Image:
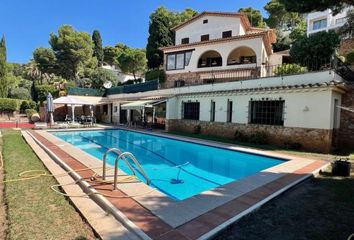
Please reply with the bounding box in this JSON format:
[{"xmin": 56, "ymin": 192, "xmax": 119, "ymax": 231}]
[{"xmin": 0, "ymin": 129, "xmax": 96, "ymax": 240}]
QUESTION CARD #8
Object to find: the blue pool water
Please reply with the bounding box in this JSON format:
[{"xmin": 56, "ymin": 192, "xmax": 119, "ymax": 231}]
[{"xmin": 52, "ymin": 129, "xmax": 284, "ymax": 201}]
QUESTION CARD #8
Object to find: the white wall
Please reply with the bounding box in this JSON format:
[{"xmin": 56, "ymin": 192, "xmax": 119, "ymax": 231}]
[
  {"xmin": 167, "ymin": 88, "xmax": 342, "ymax": 130},
  {"xmin": 108, "ymin": 71, "xmax": 340, "ymax": 101},
  {"xmin": 175, "ymin": 15, "xmax": 245, "ymax": 44},
  {"xmin": 165, "ymin": 37, "xmax": 266, "ymax": 74},
  {"xmin": 307, "ymin": 7, "xmax": 352, "ymax": 36}
]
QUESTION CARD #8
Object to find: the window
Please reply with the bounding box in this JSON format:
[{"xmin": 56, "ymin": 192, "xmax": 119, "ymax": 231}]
[
  {"xmin": 249, "ymin": 100, "xmax": 285, "ymax": 126},
  {"xmin": 201, "ymin": 34, "xmax": 210, "ymax": 41},
  {"xmin": 181, "ymin": 38, "xmax": 189, "ymax": 44},
  {"xmin": 114, "ymin": 106, "xmax": 118, "ymax": 113},
  {"xmin": 335, "ymin": 17, "xmax": 347, "ymax": 25},
  {"xmin": 203, "ymin": 19, "xmax": 208, "ymax": 24},
  {"xmin": 174, "ymin": 80, "xmax": 185, "ymax": 87},
  {"xmin": 167, "ymin": 54, "xmax": 176, "ymax": 70},
  {"xmin": 312, "ymin": 18, "xmax": 327, "ymax": 30},
  {"xmin": 176, "ymin": 53, "xmax": 185, "ymax": 69},
  {"xmin": 210, "ymin": 100, "xmax": 215, "ymax": 122},
  {"xmin": 226, "ymin": 100, "xmax": 233, "ymax": 122},
  {"xmin": 103, "ymin": 104, "xmax": 108, "ymax": 114},
  {"xmin": 166, "ymin": 50, "xmax": 193, "ymax": 71},
  {"xmin": 183, "ymin": 102, "xmax": 200, "ymax": 120},
  {"xmin": 222, "ymin": 30, "xmax": 232, "ymax": 38}
]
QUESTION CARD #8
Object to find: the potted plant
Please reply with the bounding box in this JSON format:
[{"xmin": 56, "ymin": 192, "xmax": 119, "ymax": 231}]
[{"xmin": 332, "ymin": 158, "xmax": 351, "ymax": 177}]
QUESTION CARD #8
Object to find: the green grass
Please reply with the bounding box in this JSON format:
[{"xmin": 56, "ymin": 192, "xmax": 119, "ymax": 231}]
[
  {"xmin": 167, "ymin": 130, "xmax": 352, "ymax": 161},
  {"xmin": 1, "ymin": 130, "xmax": 96, "ymax": 240}
]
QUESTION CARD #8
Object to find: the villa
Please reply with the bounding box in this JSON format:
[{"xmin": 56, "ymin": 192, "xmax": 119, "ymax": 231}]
[
  {"xmin": 2, "ymin": 8, "xmax": 353, "ymax": 240},
  {"xmin": 160, "ymin": 11, "xmax": 278, "ymax": 88},
  {"xmin": 306, "ymin": 6, "xmax": 352, "ymax": 36},
  {"xmin": 72, "ymin": 11, "xmax": 354, "ymax": 153}
]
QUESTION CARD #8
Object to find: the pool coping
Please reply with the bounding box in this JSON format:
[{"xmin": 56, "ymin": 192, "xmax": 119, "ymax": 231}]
[{"xmin": 27, "ymin": 128, "xmax": 330, "ymax": 239}]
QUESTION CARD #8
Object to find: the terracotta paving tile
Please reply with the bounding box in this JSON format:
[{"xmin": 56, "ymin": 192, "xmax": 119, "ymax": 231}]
[
  {"xmin": 177, "ymin": 219, "xmax": 213, "ymax": 240},
  {"xmin": 30, "ymin": 131, "xmax": 174, "ymax": 239},
  {"xmin": 212, "ymin": 198, "xmax": 251, "ymax": 218},
  {"xmin": 29, "ymin": 130, "xmax": 329, "ymax": 240},
  {"xmin": 156, "ymin": 230, "xmax": 190, "ymax": 240}
]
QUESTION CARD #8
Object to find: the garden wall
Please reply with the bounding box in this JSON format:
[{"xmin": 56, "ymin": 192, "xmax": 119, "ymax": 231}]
[
  {"xmin": 335, "ymin": 84, "xmax": 354, "ymax": 150},
  {"xmin": 166, "ymin": 119, "xmax": 333, "ymax": 153}
]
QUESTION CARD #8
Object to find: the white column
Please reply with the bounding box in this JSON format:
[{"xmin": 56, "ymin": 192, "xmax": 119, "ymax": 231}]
[{"xmin": 71, "ymin": 105, "xmax": 75, "ymax": 123}]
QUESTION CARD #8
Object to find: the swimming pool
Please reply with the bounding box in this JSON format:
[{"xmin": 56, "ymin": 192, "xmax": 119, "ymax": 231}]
[{"xmin": 53, "ymin": 129, "xmax": 285, "ymax": 201}]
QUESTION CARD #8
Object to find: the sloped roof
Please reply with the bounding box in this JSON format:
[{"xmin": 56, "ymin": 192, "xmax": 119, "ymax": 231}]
[
  {"xmin": 171, "ymin": 11, "xmax": 251, "ymax": 32},
  {"xmin": 161, "ymin": 30, "xmax": 277, "ymax": 55}
]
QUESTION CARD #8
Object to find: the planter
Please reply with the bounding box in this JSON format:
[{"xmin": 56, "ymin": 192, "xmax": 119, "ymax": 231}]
[{"xmin": 332, "ymin": 160, "xmax": 351, "ymax": 177}]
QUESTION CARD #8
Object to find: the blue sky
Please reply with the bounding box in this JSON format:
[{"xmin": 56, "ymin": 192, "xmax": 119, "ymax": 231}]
[{"xmin": 0, "ymin": 0, "xmax": 269, "ymax": 63}]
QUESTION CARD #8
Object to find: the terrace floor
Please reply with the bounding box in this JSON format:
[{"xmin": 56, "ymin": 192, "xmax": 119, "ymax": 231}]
[{"xmin": 25, "ymin": 128, "xmax": 330, "ymax": 240}]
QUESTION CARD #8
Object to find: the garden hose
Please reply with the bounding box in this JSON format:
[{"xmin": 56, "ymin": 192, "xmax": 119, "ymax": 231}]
[{"xmin": 0, "ymin": 164, "xmax": 155, "ymax": 198}]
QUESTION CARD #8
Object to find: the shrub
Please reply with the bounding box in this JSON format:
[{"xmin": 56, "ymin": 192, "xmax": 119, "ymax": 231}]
[
  {"xmin": 274, "ymin": 64, "xmax": 307, "ymax": 76},
  {"xmin": 35, "ymin": 84, "xmax": 59, "ymax": 103},
  {"xmin": 249, "ymin": 131, "xmax": 268, "ymax": 145},
  {"xmin": 346, "ymin": 51, "xmax": 354, "ymax": 65},
  {"xmin": 20, "ymin": 100, "xmax": 37, "ymax": 111},
  {"xmin": 290, "ymin": 31, "xmax": 340, "ymax": 70},
  {"xmin": 234, "ymin": 130, "xmax": 248, "ymax": 142},
  {"xmin": 0, "ymin": 98, "xmax": 18, "ymax": 112},
  {"xmin": 25, "ymin": 108, "xmax": 37, "ymax": 119},
  {"xmin": 145, "ymin": 69, "xmax": 166, "ymax": 83},
  {"xmin": 9, "ymin": 87, "xmax": 32, "ymax": 100},
  {"xmin": 193, "ymin": 125, "xmax": 201, "ymax": 134}
]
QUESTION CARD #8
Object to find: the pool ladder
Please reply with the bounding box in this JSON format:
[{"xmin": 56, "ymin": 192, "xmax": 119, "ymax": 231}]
[{"xmin": 102, "ymin": 148, "xmax": 151, "ymax": 190}]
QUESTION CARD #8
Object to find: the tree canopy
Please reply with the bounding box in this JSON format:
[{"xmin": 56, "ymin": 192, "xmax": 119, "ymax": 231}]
[
  {"xmin": 92, "ymin": 30, "xmax": 104, "ymax": 67},
  {"xmin": 33, "ymin": 47, "xmax": 58, "ymax": 75},
  {"xmin": 0, "ymin": 36, "xmax": 8, "ymax": 98},
  {"xmin": 340, "ymin": 9, "xmax": 354, "ymax": 38},
  {"xmin": 90, "ymin": 68, "xmax": 118, "ymax": 89},
  {"xmin": 238, "ymin": 7, "xmax": 267, "ymax": 28},
  {"xmin": 290, "ymin": 31, "xmax": 340, "ymax": 69},
  {"xmin": 118, "ymin": 48, "xmax": 146, "ymax": 80},
  {"xmin": 279, "ymin": 0, "xmax": 353, "ymax": 14},
  {"xmin": 146, "ymin": 7, "xmax": 197, "ymax": 69},
  {"xmin": 49, "ymin": 25, "xmax": 95, "ymax": 80}
]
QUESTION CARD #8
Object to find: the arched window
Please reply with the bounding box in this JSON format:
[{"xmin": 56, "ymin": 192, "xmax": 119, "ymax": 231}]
[
  {"xmin": 198, "ymin": 50, "xmax": 222, "ymax": 68},
  {"xmin": 227, "ymin": 47, "xmax": 256, "ymax": 65}
]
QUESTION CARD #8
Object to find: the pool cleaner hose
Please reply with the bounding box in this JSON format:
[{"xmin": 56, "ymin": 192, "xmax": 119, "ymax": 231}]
[{"xmin": 0, "ymin": 164, "xmax": 154, "ymax": 198}]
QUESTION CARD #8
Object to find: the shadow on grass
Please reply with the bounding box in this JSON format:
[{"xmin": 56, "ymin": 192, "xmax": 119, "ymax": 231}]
[{"xmin": 213, "ymin": 173, "xmax": 354, "ymax": 240}]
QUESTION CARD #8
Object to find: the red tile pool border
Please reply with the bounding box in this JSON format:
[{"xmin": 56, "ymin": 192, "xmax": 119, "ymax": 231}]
[{"xmin": 28, "ymin": 130, "xmax": 329, "ymax": 240}]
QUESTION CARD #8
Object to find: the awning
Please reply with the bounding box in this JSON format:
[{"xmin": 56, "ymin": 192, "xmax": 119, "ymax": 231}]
[
  {"xmin": 53, "ymin": 96, "xmax": 93, "ymax": 106},
  {"xmin": 120, "ymin": 100, "xmax": 156, "ymax": 110}
]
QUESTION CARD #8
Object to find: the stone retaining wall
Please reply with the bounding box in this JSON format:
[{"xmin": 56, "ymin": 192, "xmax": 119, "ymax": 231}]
[
  {"xmin": 336, "ymin": 84, "xmax": 354, "ymax": 149},
  {"xmin": 166, "ymin": 119, "xmax": 333, "ymax": 153}
]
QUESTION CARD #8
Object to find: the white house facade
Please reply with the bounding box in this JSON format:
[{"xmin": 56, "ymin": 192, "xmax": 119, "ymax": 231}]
[
  {"xmin": 306, "ymin": 7, "xmax": 352, "ymax": 36},
  {"xmin": 63, "ymin": 11, "xmax": 354, "ymax": 153},
  {"xmin": 160, "ymin": 12, "xmax": 277, "ymax": 88},
  {"xmin": 106, "ymin": 70, "xmax": 351, "ymax": 153}
]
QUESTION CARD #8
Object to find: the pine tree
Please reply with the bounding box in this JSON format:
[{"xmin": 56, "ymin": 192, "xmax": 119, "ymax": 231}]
[
  {"xmin": 0, "ymin": 35, "xmax": 8, "ymax": 98},
  {"xmin": 92, "ymin": 30, "xmax": 104, "ymax": 67},
  {"xmin": 146, "ymin": 7, "xmax": 197, "ymax": 69}
]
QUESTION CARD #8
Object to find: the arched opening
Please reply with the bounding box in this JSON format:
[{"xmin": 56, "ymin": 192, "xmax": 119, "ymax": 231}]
[
  {"xmin": 198, "ymin": 50, "xmax": 222, "ymax": 68},
  {"xmin": 227, "ymin": 47, "xmax": 257, "ymax": 66}
]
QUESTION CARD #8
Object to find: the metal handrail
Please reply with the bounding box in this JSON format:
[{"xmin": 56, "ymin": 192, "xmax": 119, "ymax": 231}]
[
  {"xmin": 113, "ymin": 152, "xmax": 151, "ymax": 190},
  {"xmin": 102, "ymin": 148, "xmax": 136, "ymax": 180}
]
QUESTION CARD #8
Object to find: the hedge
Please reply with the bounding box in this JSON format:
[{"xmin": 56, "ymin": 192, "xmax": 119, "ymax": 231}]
[
  {"xmin": 0, "ymin": 98, "xmax": 18, "ymax": 112},
  {"xmin": 145, "ymin": 69, "xmax": 166, "ymax": 83}
]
